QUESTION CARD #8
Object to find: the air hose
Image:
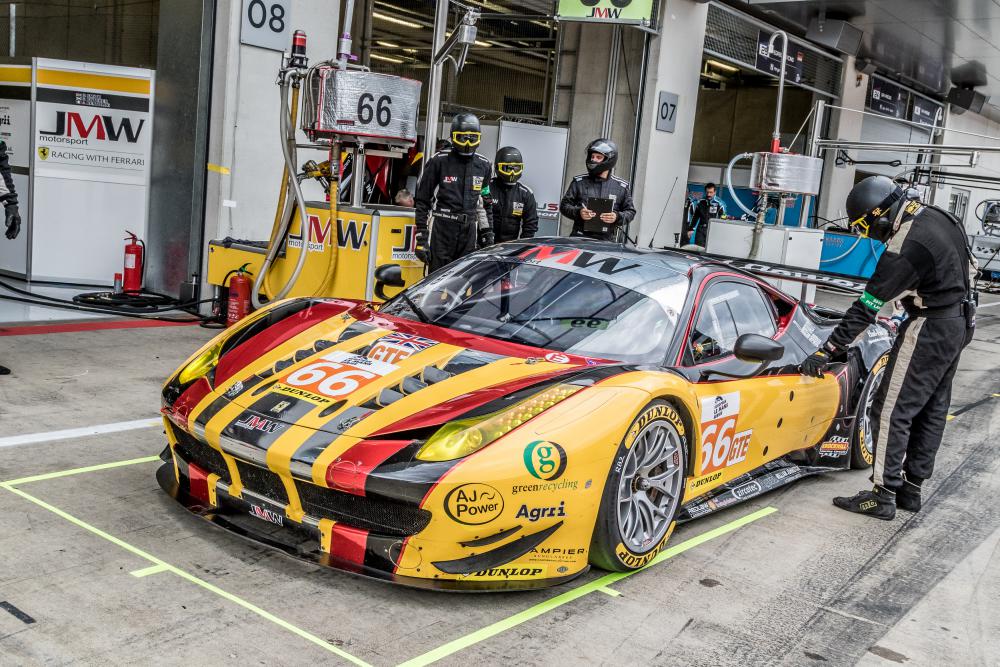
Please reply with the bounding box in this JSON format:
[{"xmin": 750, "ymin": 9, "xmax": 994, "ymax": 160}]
[
  {"xmin": 726, "ymin": 152, "xmax": 756, "ymax": 219},
  {"xmin": 252, "ymin": 74, "xmax": 311, "ymax": 308}
]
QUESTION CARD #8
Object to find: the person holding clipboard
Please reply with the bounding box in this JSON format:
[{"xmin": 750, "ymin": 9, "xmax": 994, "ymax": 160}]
[{"xmin": 559, "ymin": 138, "xmax": 636, "ymax": 241}]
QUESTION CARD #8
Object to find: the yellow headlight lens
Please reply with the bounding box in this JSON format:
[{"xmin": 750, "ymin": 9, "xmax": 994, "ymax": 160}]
[
  {"xmin": 178, "ymin": 342, "xmax": 223, "ymax": 385},
  {"xmin": 416, "ymin": 384, "xmax": 583, "ymax": 462}
]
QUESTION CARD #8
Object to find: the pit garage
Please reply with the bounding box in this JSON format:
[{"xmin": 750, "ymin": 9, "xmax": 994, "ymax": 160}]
[{"xmin": 2, "ymin": 1, "xmax": 1000, "ymax": 666}]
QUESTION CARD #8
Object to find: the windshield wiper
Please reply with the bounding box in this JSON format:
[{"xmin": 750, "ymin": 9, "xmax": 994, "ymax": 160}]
[{"xmin": 397, "ymin": 292, "xmax": 431, "ymax": 324}]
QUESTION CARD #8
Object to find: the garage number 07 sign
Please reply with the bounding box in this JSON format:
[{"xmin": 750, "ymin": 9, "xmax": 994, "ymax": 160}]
[{"xmin": 241, "ymin": 0, "xmax": 291, "ymax": 52}]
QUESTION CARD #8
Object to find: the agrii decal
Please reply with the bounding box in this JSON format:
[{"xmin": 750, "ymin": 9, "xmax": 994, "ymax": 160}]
[{"xmin": 288, "ymin": 215, "xmax": 369, "ymax": 252}]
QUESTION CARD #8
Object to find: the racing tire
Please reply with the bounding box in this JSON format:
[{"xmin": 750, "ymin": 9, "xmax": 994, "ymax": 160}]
[
  {"xmin": 851, "ymin": 353, "xmax": 890, "ymax": 469},
  {"xmin": 590, "ymin": 399, "xmax": 688, "ymax": 572}
]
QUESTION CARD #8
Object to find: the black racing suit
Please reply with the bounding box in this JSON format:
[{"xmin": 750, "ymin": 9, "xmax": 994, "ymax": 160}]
[
  {"xmin": 489, "ymin": 177, "xmax": 538, "ymax": 243},
  {"xmin": 682, "ymin": 197, "xmax": 725, "ymax": 247},
  {"xmin": 821, "ymin": 204, "xmax": 975, "ymax": 492},
  {"xmin": 414, "ymin": 148, "xmax": 493, "ymax": 272},
  {"xmin": 0, "ymin": 141, "xmax": 17, "ymax": 208},
  {"xmin": 559, "ymin": 172, "xmax": 636, "ymax": 240}
]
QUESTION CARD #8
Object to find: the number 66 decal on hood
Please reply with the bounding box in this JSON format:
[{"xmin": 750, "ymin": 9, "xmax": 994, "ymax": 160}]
[
  {"xmin": 277, "ymin": 350, "xmax": 397, "ymax": 401},
  {"xmin": 699, "ymin": 392, "xmax": 751, "ymax": 475}
]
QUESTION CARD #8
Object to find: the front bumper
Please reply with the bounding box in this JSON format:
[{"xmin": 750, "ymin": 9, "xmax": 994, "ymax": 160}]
[{"xmin": 160, "ymin": 425, "xmax": 588, "ymax": 591}]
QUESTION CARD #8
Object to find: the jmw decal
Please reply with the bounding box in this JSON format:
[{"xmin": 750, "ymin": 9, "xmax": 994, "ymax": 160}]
[
  {"xmin": 518, "ymin": 245, "xmax": 640, "ymax": 275},
  {"xmin": 39, "ymin": 111, "xmax": 145, "ymax": 143},
  {"xmin": 288, "ymin": 215, "xmax": 369, "ymax": 252}
]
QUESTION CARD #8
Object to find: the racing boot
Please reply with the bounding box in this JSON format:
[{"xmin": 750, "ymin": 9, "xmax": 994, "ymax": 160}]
[
  {"xmin": 832, "ymin": 485, "xmax": 896, "ymax": 520},
  {"xmin": 896, "ymin": 473, "xmax": 922, "ymax": 512}
]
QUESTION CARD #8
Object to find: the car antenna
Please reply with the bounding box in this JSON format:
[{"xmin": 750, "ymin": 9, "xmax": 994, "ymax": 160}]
[{"xmin": 646, "ymin": 176, "xmax": 679, "ymax": 249}]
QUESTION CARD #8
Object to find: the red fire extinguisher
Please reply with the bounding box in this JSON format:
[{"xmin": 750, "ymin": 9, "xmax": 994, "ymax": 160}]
[
  {"xmin": 123, "ymin": 231, "xmax": 144, "ymax": 293},
  {"xmin": 226, "ymin": 263, "xmax": 252, "ymax": 327}
]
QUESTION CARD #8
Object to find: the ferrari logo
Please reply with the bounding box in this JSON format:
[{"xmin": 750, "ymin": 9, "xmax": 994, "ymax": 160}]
[{"xmin": 37, "ymin": 146, "xmax": 50, "ymax": 160}]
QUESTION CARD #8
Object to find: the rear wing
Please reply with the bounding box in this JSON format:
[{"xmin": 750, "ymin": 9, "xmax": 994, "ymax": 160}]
[{"xmin": 703, "ymin": 254, "xmax": 869, "ymax": 295}]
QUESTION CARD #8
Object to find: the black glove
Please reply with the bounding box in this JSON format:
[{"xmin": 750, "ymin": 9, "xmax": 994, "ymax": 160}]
[
  {"xmin": 800, "ymin": 348, "xmax": 831, "ymax": 378},
  {"xmin": 478, "ymin": 228, "xmax": 495, "ymax": 248},
  {"xmin": 415, "ymin": 229, "xmax": 429, "ymax": 264},
  {"xmin": 4, "ymin": 203, "xmax": 19, "ymax": 240}
]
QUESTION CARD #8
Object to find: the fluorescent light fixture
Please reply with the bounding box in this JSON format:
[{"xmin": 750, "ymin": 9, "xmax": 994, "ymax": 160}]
[
  {"xmin": 371, "ymin": 53, "xmax": 405, "ymax": 64},
  {"xmin": 403, "ymin": 48, "xmax": 417, "ymax": 53},
  {"xmin": 707, "ymin": 59, "xmax": 739, "ymax": 73},
  {"xmin": 377, "ymin": 40, "xmax": 400, "ymax": 48},
  {"xmin": 373, "ymin": 12, "xmax": 421, "ymax": 28}
]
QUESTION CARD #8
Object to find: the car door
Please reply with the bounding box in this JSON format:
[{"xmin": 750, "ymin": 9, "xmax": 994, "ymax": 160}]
[{"xmin": 682, "ymin": 278, "xmax": 841, "ymax": 487}]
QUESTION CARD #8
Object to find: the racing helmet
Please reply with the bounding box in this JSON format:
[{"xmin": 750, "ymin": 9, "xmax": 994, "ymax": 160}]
[
  {"xmin": 450, "ymin": 113, "xmax": 481, "ymax": 157},
  {"xmin": 586, "ymin": 138, "xmax": 618, "ymax": 176},
  {"xmin": 846, "ymin": 175, "xmax": 909, "ymax": 243},
  {"xmin": 495, "ymin": 146, "xmax": 524, "ymax": 184}
]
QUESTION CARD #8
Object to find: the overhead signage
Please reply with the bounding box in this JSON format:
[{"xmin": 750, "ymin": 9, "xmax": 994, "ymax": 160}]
[
  {"xmin": 755, "ymin": 31, "xmax": 804, "ymax": 84},
  {"xmin": 240, "ymin": 0, "xmax": 292, "ymax": 51},
  {"xmin": 556, "ymin": 0, "xmax": 655, "ymax": 24},
  {"xmin": 655, "ymin": 91, "xmax": 679, "ymax": 134},
  {"xmin": 867, "ymin": 77, "xmax": 907, "ymax": 119},
  {"xmin": 910, "ymin": 96, "xmax": 943, "ymax": 127}
]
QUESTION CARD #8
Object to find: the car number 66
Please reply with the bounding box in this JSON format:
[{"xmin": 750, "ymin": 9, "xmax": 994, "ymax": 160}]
[
  {"xmin": 700, "ymin": 417, "xmax": 736, "ymax": 474},
  {"xmin": 283, "ymin": 361, "xmax": 376, "ymax": 397}
]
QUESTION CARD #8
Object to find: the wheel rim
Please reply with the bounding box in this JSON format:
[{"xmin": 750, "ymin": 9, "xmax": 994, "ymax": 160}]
[
  {"xmin": 860, "ymin": 365, "xmax": 886, "ymax": 459},
  {"xmin": 616, "ymin": 419, "xmax": 684, "ymax": 553}
]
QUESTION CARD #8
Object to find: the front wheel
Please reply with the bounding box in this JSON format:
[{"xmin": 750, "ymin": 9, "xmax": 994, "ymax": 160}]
[
  {"xmin": 590, "ymin": 400, "xmax": 687, "ymax": 572},
  {"xmin": 851, "ymin": 353, "xmax": 889, "ymax": 469}
]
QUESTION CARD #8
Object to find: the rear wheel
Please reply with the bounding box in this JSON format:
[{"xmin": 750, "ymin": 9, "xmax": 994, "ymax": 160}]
[
  {"xmin": 590, "ymin": 400, "xmax": 687, "ymax": 572},
  {"xmin": 851, "ymin": 353, "xmax": 889, "ymax": 469}
]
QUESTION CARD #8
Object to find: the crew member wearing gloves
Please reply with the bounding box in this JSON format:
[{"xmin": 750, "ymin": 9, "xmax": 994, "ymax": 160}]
[
  {"xmin": 1, "ymin": 140, "xmax": 21, "ymax": 376},
  {"xmin": 800, "ymin": 176, "xmax": 977, "ymax": 520},
  {"xmin": 489, "ymin": 146, "xmax": 538, "ymax": 243},
  {"xmin": 414, "ymin": 113, "xmax": 493, "ymax": 271},
  {"xmin": 560, "ymin": 138, "xmax": 635, "ymax": 241}
]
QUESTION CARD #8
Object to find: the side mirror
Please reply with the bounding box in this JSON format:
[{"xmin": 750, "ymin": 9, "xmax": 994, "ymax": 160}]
[
  {"xmin": 700, "ymin": 334, "xmax": 784, "ymax": 381},
  {"xmin": 734, "ymin": 333, "xmax": 785, "ymax": 363},
  {"xmin": 374, "ymin": 263, "xmax": 405, "ymax": 301}
]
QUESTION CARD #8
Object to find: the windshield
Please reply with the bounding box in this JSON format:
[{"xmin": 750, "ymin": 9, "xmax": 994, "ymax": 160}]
[{"xmin": 379, "ymin": 255, "xmax": 688, "ymax": 364}]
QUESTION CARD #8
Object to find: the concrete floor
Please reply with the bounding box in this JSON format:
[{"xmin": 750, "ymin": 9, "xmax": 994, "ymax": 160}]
[{"xmin": 1, "ymin": 292, "xmax": 999, "ymax": 666}]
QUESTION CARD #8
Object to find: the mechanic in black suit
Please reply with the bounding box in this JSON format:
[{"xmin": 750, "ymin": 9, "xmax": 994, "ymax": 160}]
[
  {"xmin": 800, "ymin": 176, "xmax": 976, "ymax": 520},
  {"xmin": 1, "ymin": 140, "xmax": 21, "ymax": 376}
]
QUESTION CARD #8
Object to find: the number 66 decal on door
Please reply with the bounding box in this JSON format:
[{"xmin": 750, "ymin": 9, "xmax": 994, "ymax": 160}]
[
  {"xmin": 278, "ymin": 350, "xmax": 397, "ymax": 400},
  {"xmin": 698, "ymin": 392, "xmax": 752, "ymax": 475}
]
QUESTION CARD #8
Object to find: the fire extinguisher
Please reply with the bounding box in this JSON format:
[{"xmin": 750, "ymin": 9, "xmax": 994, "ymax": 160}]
[
  {"xmin": 123, "ymin": 231, "xmax": 144, "ymax": 293},
  {"xmin": 226, "ymin": 263, "xmax": 252, "ymax": 327}
]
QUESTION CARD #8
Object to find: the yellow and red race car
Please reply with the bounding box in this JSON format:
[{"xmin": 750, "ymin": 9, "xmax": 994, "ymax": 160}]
[{"xmin": 158, "ymin": 238, "xmax": 893, "ymax": 590}]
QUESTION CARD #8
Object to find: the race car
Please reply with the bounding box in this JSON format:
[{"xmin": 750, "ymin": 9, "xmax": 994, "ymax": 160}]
[{"xmin": 158, "ymin": 238, "xmax": 893, "ymax": 590}]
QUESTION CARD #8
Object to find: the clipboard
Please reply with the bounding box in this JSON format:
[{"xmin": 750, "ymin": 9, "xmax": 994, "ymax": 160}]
[{"xmin": 586, "ymin": 197, "xmax": 614, "ymax": 214}]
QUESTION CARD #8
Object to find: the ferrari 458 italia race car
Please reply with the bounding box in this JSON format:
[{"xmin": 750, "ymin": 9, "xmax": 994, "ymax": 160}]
[{"xmin": 159, "ymin": 238, "xmax": 893, "ymax": 590}]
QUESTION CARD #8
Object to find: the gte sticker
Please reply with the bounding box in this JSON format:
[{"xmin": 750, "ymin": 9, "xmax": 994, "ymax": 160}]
[
  {"xmin": 367, "ymin": 332, "xmax": 436, "ymax": 363},
  {"xmin": 276, "ymin": 350, "xmax": 397, "ymax": 401},
  {"xmin": 523, "ymin": 440, "xmax": 568, "ymax": 481},
  {"xmin": 699, "ymin": 393, "xmax": 750, "ymax": 474},
  {"xmin": 443, "ymin": 483, "xmax": 504, "ymax": 525}
]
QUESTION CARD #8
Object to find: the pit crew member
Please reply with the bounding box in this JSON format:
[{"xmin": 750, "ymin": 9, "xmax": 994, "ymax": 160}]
[
  {"xmin": 490, "ymin": 146, "xmax": 538, "ymax": 243},
  {"xmin": 560, "ymin": 138, "xmax": 636, "ymax": 241}
]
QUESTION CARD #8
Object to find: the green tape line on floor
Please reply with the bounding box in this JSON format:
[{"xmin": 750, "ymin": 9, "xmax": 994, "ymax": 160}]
[{"xmin": 398, "ymin": 507, "xmax": 778, "ymax": 667}]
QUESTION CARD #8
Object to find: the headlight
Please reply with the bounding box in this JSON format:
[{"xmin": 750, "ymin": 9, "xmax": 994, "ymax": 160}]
[
  {"xmin": 177, "ymin": 341, "xmax": 223, "ymax": 385},
  {"xmin": 415, "ymin": 384, "xmax": 584, "ymax": 462}
]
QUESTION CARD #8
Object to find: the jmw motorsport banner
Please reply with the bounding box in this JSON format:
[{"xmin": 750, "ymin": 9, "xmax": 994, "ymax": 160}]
[
  {"xmin": 33, "ymin": 71, "xmax": 151, "ymax": 186},
  {"xmin": 556, "ymin": 0, "xmax": 655, "ymax": 23}
]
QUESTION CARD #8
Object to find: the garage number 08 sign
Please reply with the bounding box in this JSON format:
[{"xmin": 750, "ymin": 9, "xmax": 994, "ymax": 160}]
[{"xmin": 240, "ymin": 0, "xmax": 291, "ymax": 51}]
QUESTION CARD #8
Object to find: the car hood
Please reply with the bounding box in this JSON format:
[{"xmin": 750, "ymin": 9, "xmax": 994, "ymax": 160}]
[{"xmin": 215, "ymin": 302, "xmax": 605, "ymax": 440}]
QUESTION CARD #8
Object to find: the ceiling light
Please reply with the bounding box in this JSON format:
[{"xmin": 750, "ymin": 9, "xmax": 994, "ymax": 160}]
[
  {"xmin": 403, "ymin": 48, "xmax": 417, "ymax": 53},
  {"xmin": 377, "ymin": 40, "xmax": 400, "ymax": 48},
  {"xmin": 371, "ymin": 53, "xmax": 405, "ymax": 64},
  {"xmin": 373, "ymin": 12, "xmax": 421, "ymax": 28},
  {"xmin": 707, "ymin": 59, "xmax": 739, "ymax": 73}
]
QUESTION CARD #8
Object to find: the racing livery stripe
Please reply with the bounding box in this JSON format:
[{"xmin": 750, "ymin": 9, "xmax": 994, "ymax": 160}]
[
  {"xmin": 328, "ymin": 523, "xmax": 368, "ymax": 564},
  {"xmin": 325, "ymin": 439, "xmax": 412, "ymax": 496},
  {"xmin": 168, "ymin": 377, "xmax": 211, "ymax": 429},
  {"xmin": 214, "ymin": 302, "xmax": 355, "ymax": 385}
]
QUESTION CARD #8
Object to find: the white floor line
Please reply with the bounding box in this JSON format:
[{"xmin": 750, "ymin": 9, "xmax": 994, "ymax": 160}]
[
  {"xmin": 0, "ymin": 418, "xmax": 161, "ymax": 449},
  {"xmin": 976, "ymin": 300, "xmax": 1000, "ymax": 309}
]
